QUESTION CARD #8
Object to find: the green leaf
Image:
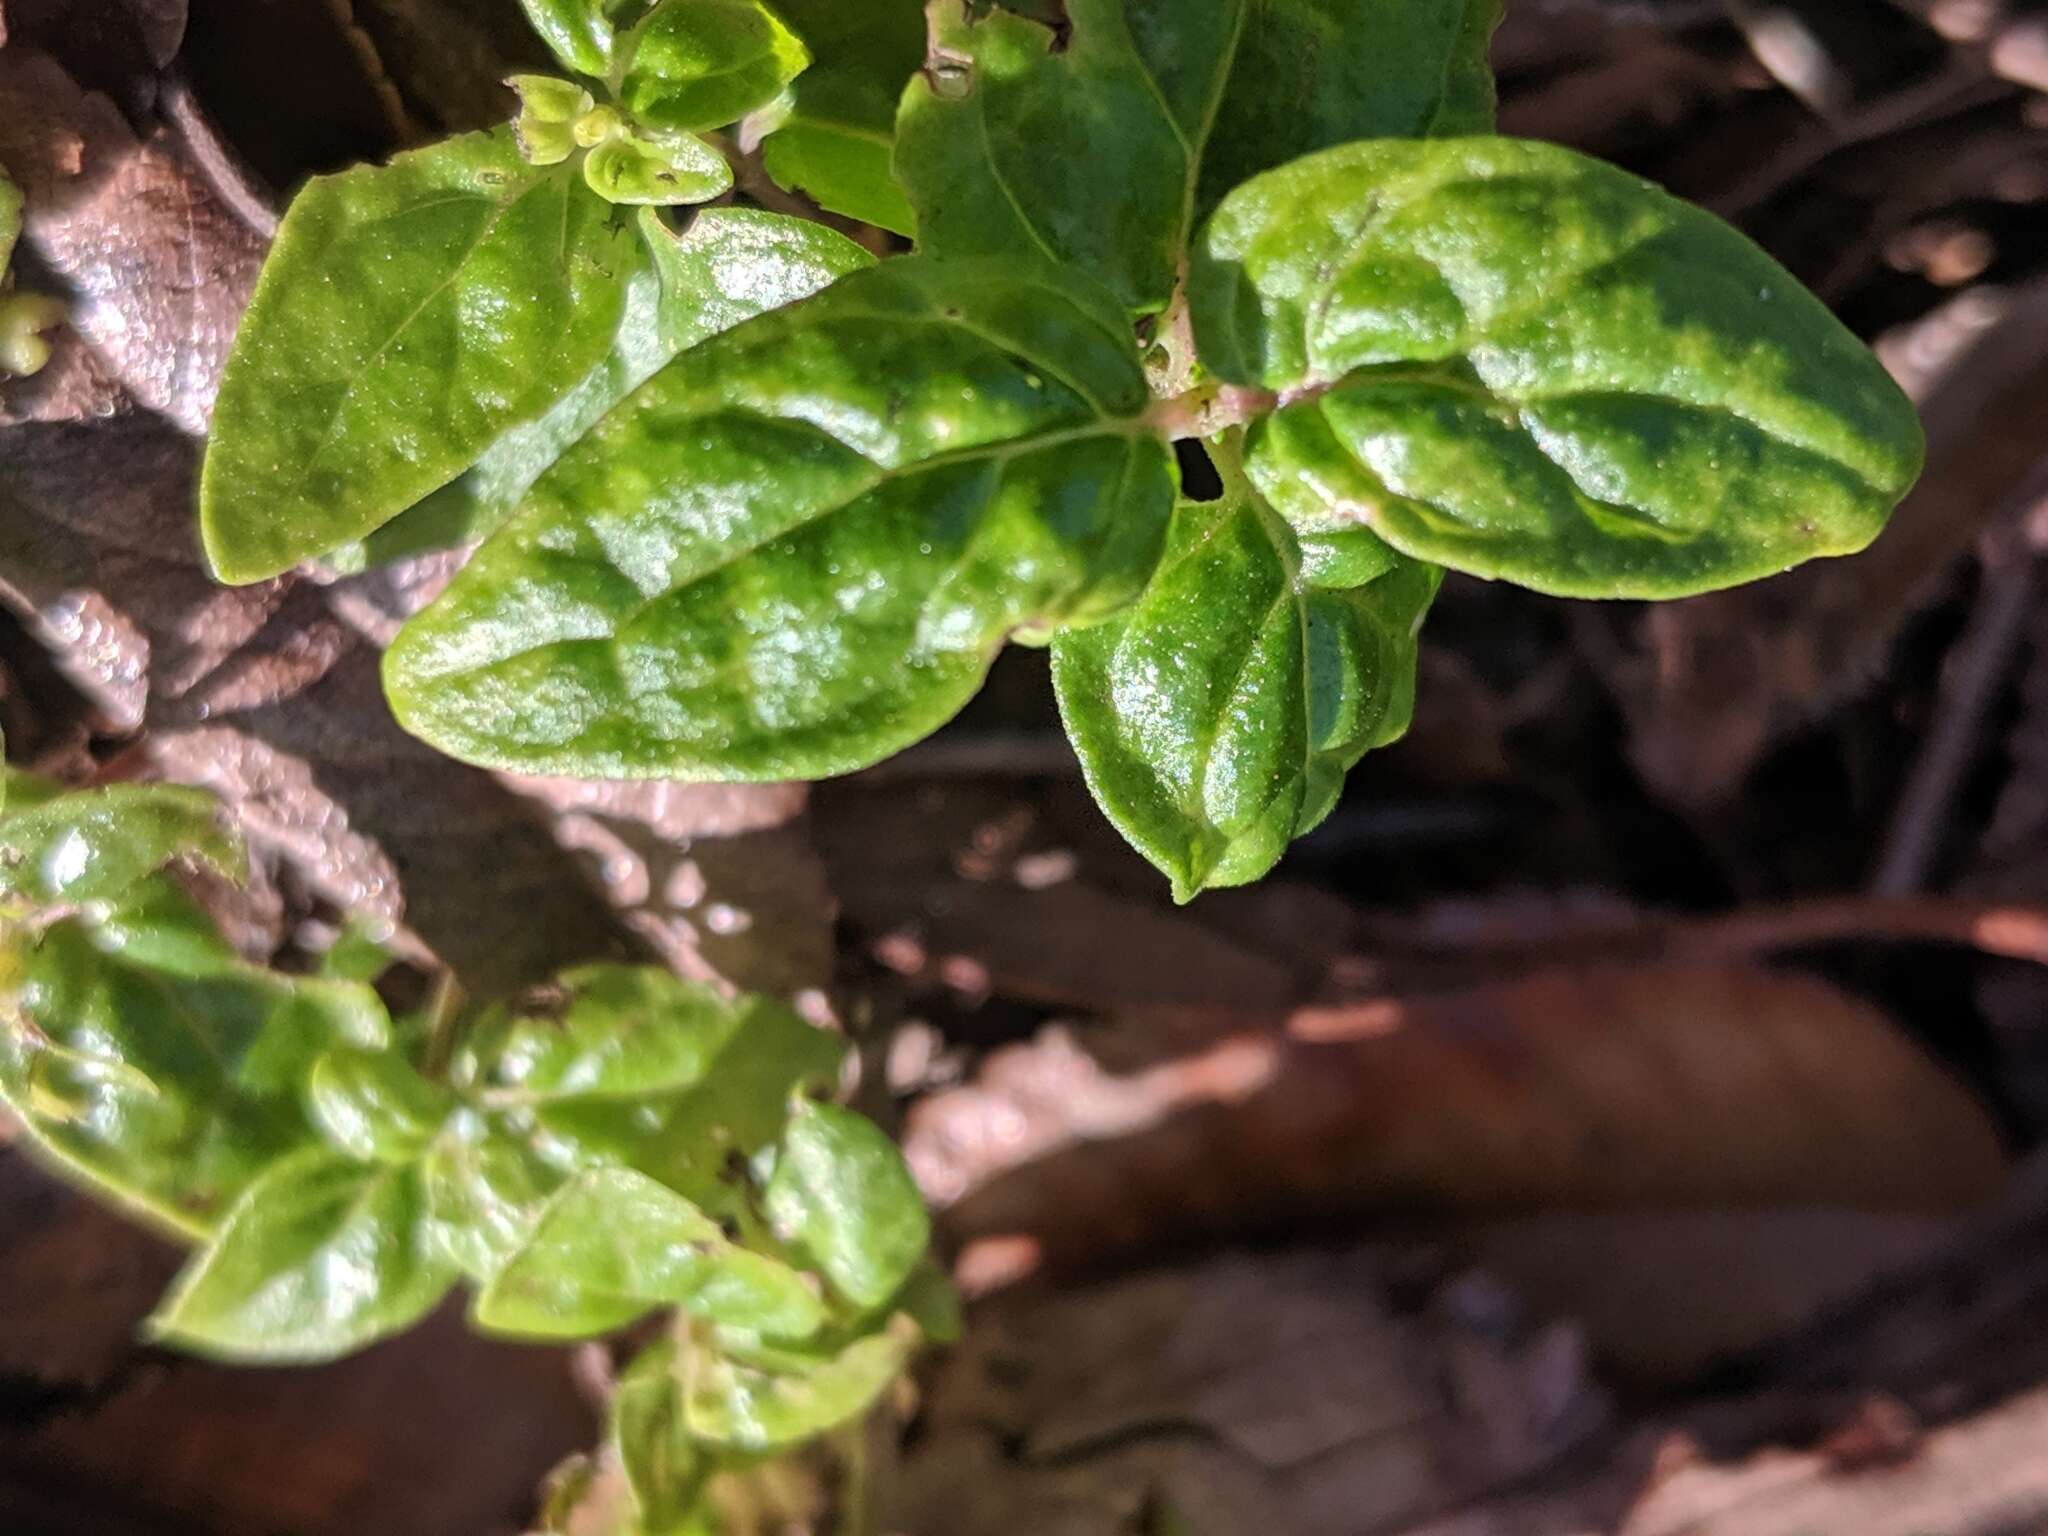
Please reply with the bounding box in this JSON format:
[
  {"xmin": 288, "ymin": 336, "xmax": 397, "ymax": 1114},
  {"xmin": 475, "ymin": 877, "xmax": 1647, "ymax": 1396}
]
[
  {"xmin": 1053, "ymin": 489, "xmax": 1438, "ymax": 898},
  {"xmin": 891, "ymin": 1257, "xmax": 964, "ymax": 1345},
  {"xmin": 621, "ymin": 0, "xmax": 811, "ymax": 133},
  {"xmin": 1192, "ymin": 137, "xmax": 1927, "ymax": 598},
  {"xmin": 0, "ymin": 171, "xmax": 21, "ymax": 273},
  {"xmin": 583, "ymin": 129, "xmax": 734, "ymax": 207},
  {"xmin": 685, "ymin": 1329, "xmax": 909, "ymax": 1450},
  {"xmin": 201, "ymin": 129, "xmax": 637, "ymax": 584},
  {"xmin": 764, "ymin": 1100, "xmax": 928, "ymax": 1310},
  {"xmin": 77, "ymin": 873, "xmax": 244, "ymax": 978},
  {"xmin": 758, "ymin": 0, "xmax": 924, "ymax": 234},
  {"xmin": 430, "ymin": 969, "xmax": 844, "ymax": 1265},
  {"xmin": 421, "ymin": 1108, "xmax": 574, "ymax": 1280},
  {"xmin": 612, "ymin": 1337, "xmax": 710, "ymax": 1531},
  {"xmin": 0, "ymin": 922, "xmax": 390, "ymax": 1237},
  {"xmin": 896, "ymin": 0, "xmax": 1501, "ymax": 314},
  {"xmin": 150, "ymin": 1148, "xmax": 457, "ymax": 1362},
  {"xmin": 0, "ymin": 784, "xmax": 241, "ymax": 911},
  {"xmin": 519, "ymin": 0, "xmax": 616, "ymax": 76},
  {"xmin": 308, "ymin": 1048, "xmax": 452, "ymax": 1163},
  {"xmin": 629, "ymin": 994, "xmax": 847, "ymax": 1201},
  {"xmin": 512, "ymin": 75, "xmax": 596, "ymax": 166},
  {"xmin": 364, "ymin": 208, "xmax": 873, "ymax": 565},
  {"xmin": 474, "ymin": 1166, "xmax": 827, "ymax": 1340},
  {"xmin": 455, "ymin": 964, "xmax": 768, "ymax": 1107},
  {"xmin": 383, "ymin": 256, "xmax": 1175, "ymax": 778}
]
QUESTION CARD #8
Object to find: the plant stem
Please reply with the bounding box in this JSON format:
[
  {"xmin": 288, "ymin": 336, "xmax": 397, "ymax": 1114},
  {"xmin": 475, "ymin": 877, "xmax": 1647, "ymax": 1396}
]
[{"xmin": 1143, "ymin": 382, "xmax": 1278, "ymax": 440}]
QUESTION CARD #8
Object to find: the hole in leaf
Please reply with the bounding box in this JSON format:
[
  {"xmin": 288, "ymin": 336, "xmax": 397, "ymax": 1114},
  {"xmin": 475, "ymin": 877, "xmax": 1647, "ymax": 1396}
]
[{"xmin": 1176, "ymin": 440, "xmax": 1223, "ymax": 502}]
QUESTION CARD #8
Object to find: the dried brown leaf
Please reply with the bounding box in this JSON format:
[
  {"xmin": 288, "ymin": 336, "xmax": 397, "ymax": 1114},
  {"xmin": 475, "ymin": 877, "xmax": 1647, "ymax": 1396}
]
[
  {"xmin": 915, "ymin": 964, "xmax": 2008, "ymax": 1278},
  {"xmin": 0, "ymin": 48, "xmax": 263, "ymax": 433}
]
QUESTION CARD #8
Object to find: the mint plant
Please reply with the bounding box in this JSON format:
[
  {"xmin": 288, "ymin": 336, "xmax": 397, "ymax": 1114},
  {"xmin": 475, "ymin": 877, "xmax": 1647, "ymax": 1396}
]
[
  {"xmin": 199, "ymin": 0, "xmax": 1925, "ymax": 900},
  {"xmin": 0, "ymin": 768, "xmax": 947, "ymax": 1533}
]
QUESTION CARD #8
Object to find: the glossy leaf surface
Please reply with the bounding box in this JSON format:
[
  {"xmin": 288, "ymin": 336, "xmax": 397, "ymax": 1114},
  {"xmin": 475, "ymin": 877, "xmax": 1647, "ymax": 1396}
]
[
  {"xmin": 474, "ymin": 1166, "xmax": 827, "ymax": 1339},
  {"xmin": 764, "ymin": 1100, "xmax": 929, "ymax": 1309},
  {"xmin": 1053, "ymin": 490, "xmax": 1438, "ymax": 898},
  {"xmin": 384, "ymin": 257, "xmax": 1175, "ymax": 779},
  {"xmin": 622, "ymin": 0, "xmax": 810, "ymax": 133},
  {"xmin": 0, "ymin": 784, "xmax": 240, "ymax": 909},
  {"xmin": 0, "ymin": 922, "xmax": 390, "ymax": 1237},
  {"xmin": 435, "ymin": 971, "xmax": 843, "ymax": 1254},
  {"xmin": 307, "ymin": 1048, "xmax": 452, "ymax": 1163},
  {"xmin": 149, "ymin": 1148, "xmax": 458, "ymax": 1361},
  {"xmin": 201, "ymin": 130, "xmax": 636, "ymax": 583},
  {"xmin": 759, "ymin": 0, "xmax": 924, "ymax": 233},
  {"xmin": 421, "ymin": 1109, "xmax": 575, "ymax": 1280},
  {"xmin": 896, "ymin": 0, "xmax": 1500, "ymax": 313},
  {"xmin": 519, "ymin": 0, "xmax": 616, "ymax": 76},
  {"xmin": 365, "ymin": 208, "xmax": 872, "ymax": 565},
  {"xmin": 582, "ymin": 128, "xmax": 733, "ymax": 207},
  {"xmin": 455, "ymin": 964, "xmax": 772, "ymax": 1106},
  {"xmin": 1192, "ymin": 138, "xmax": 1926, "ymax": 597}
]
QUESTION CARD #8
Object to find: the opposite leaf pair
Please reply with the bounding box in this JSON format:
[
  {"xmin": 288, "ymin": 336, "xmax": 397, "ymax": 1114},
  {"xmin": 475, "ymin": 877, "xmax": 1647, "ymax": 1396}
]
[{"xmin": 200, "ymin": 0, "xmax": 1924, "ymax": 901}]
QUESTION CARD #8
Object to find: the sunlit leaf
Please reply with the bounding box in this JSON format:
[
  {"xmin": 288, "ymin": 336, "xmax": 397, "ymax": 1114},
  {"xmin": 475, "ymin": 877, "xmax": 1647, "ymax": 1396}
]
[
  {"xmin": 362, "ymin": 208, "xmax": 872, "ymax": 564},
  {"xmin": 1191, "ymin": 137, "xmax": 1926, "ymax": 597},
  {"xmin": 0, "ymin": 783, "xmax": 240, "ymax": 910},
  {"xmin": 896, "ymin": 0, "xmax": 1501, "ymax": 313},
  {"xmin": 1053, "ymin": 489, "xmax": 1438, "ymax": 898},
  {"xmin": 764, "ymin": 1100, "xmax": 928, "ymax": 1310},
  {"xmin": 0, "ymin": 922, "xmax": 390, "ymax": 1238},
  {"xmin": 519, "ymin": 0, "xmax": 616, "ymax": 76},
  {"xmin": 621, "ymin": 0, "xmax": 811, "ymax": 133},
  {"xmin": 384, "ymin": 256, "xmax": 1175, "ymax": 778},
  {"xmin": 201, "ymin": 129, "xmax": 637, "ymax": 582},
  {"xmin": 474, "ymin": 1166, "xmax": 827, "ymax": 1340},
  {"xmin": 149, "ymin": 1147, "xmax": 458, "ymax": 1361},
  {"xmin": 308, "ymin": 1048, "xmax": 452, "ymax": 1163}
]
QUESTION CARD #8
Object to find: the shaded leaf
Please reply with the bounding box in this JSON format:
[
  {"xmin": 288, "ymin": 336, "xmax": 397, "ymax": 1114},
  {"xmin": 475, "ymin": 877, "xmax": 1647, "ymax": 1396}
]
[
  {"xmin": 611, "ymin": 1336, "xmax": 709, "ymax": 1532},
  {"xmin": 149, "ymin": 1147, "xmax": 458, "ymax": 1362},
  {"xmin": 1053, "ymin": 490, "xmax": 1438, "ymax": 898},
  {"xmin": 765, "ymin": 1100, "xmax": 929, "ymax": 1310},
  {"xmin": 474, "ymin": 1166, "xmax": 827, "ymax": 1340},
  {"xmin": 896, "ymin": 0, "xmax": 1500, "ymax": 313},
  {"xmin": 621, "ymin": 0, "xmax": 810, "ymax": 133},
  {"xmin": 362, "ymin": 207, "xmax": 872, "ymax": 565},
  {"xmin": 384, "ymin": 255, "xmax": 1175, "ymax": 778},
  {"xmin": 1192, "ymin": 138, "xmax": 1925, "ymax": 597},
  {"xmin": 201, "ymin": 128, "xmax": 636, "ymax": 583},
  {"xmin": 0, "ymin": 919, "xmax": 390, "ymax": 1237},
  {"xmin": 759, "ymin": 0, "xmax": 924, "ymax": 233},
  {"xmin": 0, "ymin": 782, "xmax": 241, "ymax": 909},
  {"xmin": 0, "ymin": 170, "xmax": 20, "ymax": 271}
]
